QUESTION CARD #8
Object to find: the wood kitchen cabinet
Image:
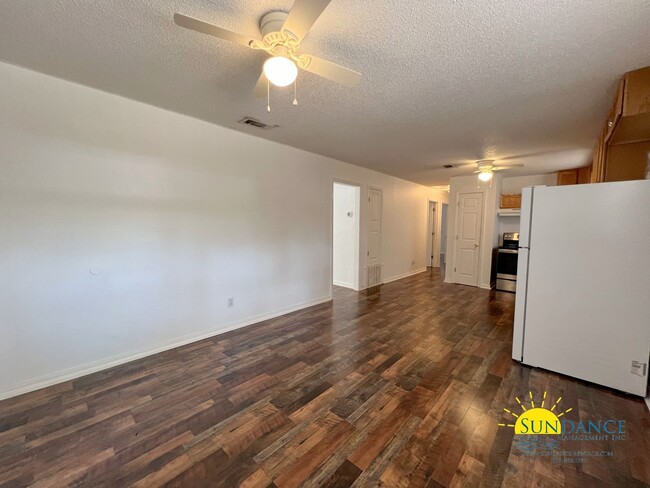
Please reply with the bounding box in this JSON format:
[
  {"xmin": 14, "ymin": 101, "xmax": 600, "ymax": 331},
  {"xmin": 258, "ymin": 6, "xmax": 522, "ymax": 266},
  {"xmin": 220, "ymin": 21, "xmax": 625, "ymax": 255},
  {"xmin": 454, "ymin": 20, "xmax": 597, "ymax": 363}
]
[
  {"xmin": 622, "ymin": 67, "xmax": 650, "ymax": 117},
  {"xmin": 557, "ymin": 165, "xmax": 591, "ymax": 185},
  {"xmin": 590, "ymin": 66, "xmax": 650, "ymax": 183},
  {"xmin": 591, "ymin": 125, "xmax": 607, "ymax": 183},
  {"xmin": 557, "ymin": 169, "xmax": 578, "ymax": 185},
  {"xmin": 577, "ymin": 165, "xmax": 591, "ymax": 184},
  {"xmin": 606, "ymin": 142, "xmax": 650, "ymax": 181}
]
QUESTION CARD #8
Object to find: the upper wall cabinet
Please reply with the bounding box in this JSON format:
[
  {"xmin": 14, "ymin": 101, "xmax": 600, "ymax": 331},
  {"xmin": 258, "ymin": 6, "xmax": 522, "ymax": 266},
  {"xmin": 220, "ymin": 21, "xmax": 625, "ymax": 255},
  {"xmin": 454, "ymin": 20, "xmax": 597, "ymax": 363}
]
[
  {"xmin": 622, "ymin": 68, "xmax": 650, "ymax": 117},
  {"xmin": 557, "ymin": 165, "xmax": 591, "ymax": 186},
  {"xmin": 592, "ymin": 66, "xmax": 650, "ymax": 183}
]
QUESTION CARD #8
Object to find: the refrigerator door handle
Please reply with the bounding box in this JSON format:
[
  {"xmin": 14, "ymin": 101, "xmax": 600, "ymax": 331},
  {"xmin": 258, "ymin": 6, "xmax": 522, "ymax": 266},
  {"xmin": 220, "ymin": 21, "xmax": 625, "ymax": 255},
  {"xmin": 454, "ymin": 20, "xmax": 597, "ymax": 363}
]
[{"xmin": 512, "ymin": 187, "xmax": 534, "ymax": 362}]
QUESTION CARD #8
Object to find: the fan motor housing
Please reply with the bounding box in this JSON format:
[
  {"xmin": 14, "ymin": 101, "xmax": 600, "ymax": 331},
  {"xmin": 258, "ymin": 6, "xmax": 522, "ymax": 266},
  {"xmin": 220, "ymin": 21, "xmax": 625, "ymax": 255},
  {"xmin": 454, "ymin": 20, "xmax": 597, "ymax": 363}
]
[
  {"xmin": 260, "ymin": 11, "xmax": 289, "ymax": 37},
  {"xmin": 477, "ymin": 160, "xmax": 495, "ymax": 170}
]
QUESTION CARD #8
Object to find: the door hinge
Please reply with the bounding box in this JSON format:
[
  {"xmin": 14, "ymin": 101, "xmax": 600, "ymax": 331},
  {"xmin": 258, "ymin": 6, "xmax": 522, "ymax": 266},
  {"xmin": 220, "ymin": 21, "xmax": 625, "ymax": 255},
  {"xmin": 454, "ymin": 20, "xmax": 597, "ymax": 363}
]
[
  {"xmin": 454, "ymin": 267, "xmax": 456, "ymax": 272},
  {"xmin": 367, "ymin": 251, "xmax": 370, "ymax": 256}
]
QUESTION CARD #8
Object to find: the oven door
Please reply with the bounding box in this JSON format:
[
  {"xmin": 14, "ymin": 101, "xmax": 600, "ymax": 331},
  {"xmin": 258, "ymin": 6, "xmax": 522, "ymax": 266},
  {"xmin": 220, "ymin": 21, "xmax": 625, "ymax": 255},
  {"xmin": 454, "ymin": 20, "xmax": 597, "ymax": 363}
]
[{"xmin": 497, "ymin": 249, "xmax": 518, "ymax": 280}]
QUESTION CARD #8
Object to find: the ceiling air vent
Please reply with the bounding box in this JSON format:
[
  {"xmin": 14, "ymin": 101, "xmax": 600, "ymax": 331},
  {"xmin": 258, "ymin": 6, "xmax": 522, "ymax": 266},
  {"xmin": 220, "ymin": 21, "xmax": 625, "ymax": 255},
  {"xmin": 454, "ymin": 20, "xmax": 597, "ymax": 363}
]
[
  {"xmin": 238, "ymin": 117, "xmax": 278, "ymax": 130},
  {"xmin": 443, "ymin": 164, "xmax": 455, "ymax": 168}
]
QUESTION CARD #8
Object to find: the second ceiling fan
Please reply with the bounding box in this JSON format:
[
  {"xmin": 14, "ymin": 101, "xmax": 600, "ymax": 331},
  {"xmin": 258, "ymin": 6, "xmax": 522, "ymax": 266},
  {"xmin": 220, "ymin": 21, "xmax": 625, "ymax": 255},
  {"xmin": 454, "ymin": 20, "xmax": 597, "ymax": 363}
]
[
  {"xmin": 440, "ymin": 160, "xmax": 524, "ymax": 181},
  {"xmin": 174, "ymin": 0, "xmax": 361, "ymax": 111}
]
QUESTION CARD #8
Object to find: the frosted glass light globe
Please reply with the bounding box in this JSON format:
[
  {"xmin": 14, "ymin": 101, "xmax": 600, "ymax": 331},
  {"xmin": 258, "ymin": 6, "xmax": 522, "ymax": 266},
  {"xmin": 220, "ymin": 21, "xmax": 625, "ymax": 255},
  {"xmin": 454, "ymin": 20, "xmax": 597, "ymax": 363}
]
[
  {"xmin": 478, "ymin": 171, "xmax": 493, "ymax": 182},
  {"xmin": 263, "ymin": 56, "xmax": 298, "ymax": 87}
]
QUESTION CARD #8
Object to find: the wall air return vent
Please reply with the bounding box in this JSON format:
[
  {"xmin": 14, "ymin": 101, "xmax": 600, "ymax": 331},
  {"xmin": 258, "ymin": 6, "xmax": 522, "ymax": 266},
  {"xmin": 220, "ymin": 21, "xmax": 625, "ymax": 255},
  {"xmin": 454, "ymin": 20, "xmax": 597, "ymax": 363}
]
[{"xmin": 237, "ymin": 117, "xmax": 278, "ymax": 130}]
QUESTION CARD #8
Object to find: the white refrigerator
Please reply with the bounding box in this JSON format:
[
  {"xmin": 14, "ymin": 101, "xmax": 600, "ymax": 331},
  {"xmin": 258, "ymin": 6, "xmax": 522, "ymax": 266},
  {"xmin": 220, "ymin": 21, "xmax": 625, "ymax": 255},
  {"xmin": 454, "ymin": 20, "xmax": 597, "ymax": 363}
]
[{"xmin": 512, "ymin": 180, "xmax": 650, "ymax": 396}]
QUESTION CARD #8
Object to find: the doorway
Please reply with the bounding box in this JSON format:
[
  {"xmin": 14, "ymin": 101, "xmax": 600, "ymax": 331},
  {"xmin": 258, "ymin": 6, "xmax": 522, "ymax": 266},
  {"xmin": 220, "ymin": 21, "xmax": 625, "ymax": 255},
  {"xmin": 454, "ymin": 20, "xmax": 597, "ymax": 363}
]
[
  {"xmin": 333, "ymin": 182, "xmax": 361, "ymax": 290},
  {"xmin": 440, "ymin": 203, "xmax": 448, "ymax": 268},
  {"xmin": 454, "ymin": 191, "xmax": 483, "ymax": 286}
]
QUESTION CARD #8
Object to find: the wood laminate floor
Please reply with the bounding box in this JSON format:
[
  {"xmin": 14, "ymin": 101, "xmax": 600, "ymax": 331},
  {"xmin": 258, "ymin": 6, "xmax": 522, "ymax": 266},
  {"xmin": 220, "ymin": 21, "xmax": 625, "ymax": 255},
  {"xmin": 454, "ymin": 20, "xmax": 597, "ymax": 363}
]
[{"xmin": 0, "ymin": 269, "xmax": 648, "ymax": 487}]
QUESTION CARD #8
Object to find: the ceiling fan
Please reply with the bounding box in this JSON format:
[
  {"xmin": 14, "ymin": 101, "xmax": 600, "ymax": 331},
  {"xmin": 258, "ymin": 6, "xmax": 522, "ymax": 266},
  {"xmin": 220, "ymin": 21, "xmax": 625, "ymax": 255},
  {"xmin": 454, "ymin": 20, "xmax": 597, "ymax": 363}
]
[
  {"xmin": 173, "ymin": 0, "xmax": 361, "ymax": 111},
  {"xmin": 439, "ymin": 160, "xmax": 524, "ymax": 181}
]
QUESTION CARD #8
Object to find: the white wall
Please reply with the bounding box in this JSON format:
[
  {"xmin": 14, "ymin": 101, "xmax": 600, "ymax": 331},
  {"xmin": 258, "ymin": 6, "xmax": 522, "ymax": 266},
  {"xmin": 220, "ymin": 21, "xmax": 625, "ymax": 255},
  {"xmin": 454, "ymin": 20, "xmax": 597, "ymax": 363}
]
[
  {"xmin": 333, "ymin": 183, "xmax": 359, "ymax": 289},
  {"xmin": 445, "ymin": 174, "xmax": 501, "ymax": 289},
  {"xmin": 0, "ymin": 62, "xmax": 447, "ymax": 399}
]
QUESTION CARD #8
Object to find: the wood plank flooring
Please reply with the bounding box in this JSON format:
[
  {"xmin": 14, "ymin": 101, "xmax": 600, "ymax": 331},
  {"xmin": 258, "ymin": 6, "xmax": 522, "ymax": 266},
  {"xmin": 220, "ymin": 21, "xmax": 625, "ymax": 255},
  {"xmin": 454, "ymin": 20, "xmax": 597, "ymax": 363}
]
[{"xmin": 1, "ymin": 269, "xmax": 648, "ymax": 487}]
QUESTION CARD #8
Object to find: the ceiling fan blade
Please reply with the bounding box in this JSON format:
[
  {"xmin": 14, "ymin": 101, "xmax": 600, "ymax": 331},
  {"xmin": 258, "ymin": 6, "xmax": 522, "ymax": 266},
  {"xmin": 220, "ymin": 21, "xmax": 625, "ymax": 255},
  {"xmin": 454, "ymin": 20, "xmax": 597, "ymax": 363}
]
[
  {"xmin": 252, "ymin": 72, "xmax": 268, "ymax": 97},
  {"xmin": 282, "ymin": 0, "xmax": 332, "ymax": 43},
  {"xmin": 301, "ymin": 55, "xmax": 361, "ymax": 87},
  {"xmin": 174, "ymin": 13, "xmax": 258, "ymax": 48},
  {"xmin": 494, "ymin": 163, "xmax": 524, "ymax": 169}
]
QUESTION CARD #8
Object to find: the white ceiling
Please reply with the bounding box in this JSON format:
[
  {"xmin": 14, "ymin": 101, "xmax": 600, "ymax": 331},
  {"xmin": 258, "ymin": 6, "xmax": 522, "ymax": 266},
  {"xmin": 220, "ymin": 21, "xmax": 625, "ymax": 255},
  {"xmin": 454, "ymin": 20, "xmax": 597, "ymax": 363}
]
[{"xmin": 1, "ymin": 1, "xmax": 650, "ymax": 185}]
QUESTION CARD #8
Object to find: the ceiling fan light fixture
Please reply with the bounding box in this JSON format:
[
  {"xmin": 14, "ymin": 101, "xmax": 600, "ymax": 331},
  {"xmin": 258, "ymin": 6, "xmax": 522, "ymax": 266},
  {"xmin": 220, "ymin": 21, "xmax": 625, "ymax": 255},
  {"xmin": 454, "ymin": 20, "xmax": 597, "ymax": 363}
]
[
  {"xmin": 263, "ymin": 56, "xmax": 298, "ymax": 87},
  {"xmin": 478, "ymin": 170, "xmax": 493, "ymax": 182}
]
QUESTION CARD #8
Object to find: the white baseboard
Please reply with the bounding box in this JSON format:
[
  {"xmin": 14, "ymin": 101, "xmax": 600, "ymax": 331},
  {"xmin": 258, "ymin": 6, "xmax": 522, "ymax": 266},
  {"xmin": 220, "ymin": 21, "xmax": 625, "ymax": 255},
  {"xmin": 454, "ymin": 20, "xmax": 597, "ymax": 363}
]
[
  {"xmin": 0, "ymin": 295, "xmax": 332, "ymax": 401},
  {"xmin": 382, "ymin": 267, "xmax": 427, "ymax": 285},
  {"xmin": 333, "ymin": 280, "xmax": 355, "ymax": 289},
  {"xmin": 442, "ymin": 278, "xmax": 492, "ymax": 290}
]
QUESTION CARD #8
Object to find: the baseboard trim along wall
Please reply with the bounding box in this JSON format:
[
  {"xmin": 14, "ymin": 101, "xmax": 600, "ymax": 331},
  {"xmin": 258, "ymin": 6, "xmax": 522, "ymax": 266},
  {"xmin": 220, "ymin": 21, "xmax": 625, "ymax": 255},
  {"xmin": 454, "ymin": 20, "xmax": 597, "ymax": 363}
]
[
  {"xmin": 333, "ymin": 280, "xmax": 355, "ymax": 289},
  {"xmin": 382, "ymin": 267, "xmax": 428, "ymax": 285},
  {"xmin": 0, "ymin": 296, "xmax": 333, "ymax": 401}
]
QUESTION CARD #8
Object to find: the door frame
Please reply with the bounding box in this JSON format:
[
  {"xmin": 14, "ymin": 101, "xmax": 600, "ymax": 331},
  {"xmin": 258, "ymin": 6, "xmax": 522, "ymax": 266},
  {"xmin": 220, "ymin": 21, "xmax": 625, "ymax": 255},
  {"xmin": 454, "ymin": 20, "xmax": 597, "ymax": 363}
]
[
  {"xmin": 366, "ymin": 186, "xmax": 383, "ymax": 276},
  {"xmin": 451, "ymin": 190, "xmax": 485, "ymax": 286},
  {"xmin": 330, "ymin": 178, "xmax": 364, "ymax": 293},
  {"xmin": 427, "ymin": 200, "xmax": 441, "ymax": 268}
]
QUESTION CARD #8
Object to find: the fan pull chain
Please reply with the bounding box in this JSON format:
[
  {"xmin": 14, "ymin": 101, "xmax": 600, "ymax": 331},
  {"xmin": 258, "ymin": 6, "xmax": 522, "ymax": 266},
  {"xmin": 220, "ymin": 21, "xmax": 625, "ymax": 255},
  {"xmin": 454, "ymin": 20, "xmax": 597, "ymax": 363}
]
[
  {"xmin": 267, "ymin": 79, "xmax": 271, "ymax": 113},
  {"xmin": 293, "ymin": 77, "xmax": 298, "ymax": 106}
]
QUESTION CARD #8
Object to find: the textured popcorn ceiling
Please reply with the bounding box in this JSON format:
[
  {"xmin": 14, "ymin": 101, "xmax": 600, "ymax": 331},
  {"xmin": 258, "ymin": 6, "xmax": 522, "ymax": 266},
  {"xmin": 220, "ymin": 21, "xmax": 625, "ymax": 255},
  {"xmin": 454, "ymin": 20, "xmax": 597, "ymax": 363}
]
[{"xmin": 1, "ymin": 0, "xmax": 650, "ymax": 185}]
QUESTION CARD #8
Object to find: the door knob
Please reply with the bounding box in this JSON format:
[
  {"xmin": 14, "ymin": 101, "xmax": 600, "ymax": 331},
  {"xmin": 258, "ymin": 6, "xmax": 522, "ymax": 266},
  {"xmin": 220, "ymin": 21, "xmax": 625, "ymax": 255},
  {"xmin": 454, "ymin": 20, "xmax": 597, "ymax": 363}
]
[{"xmin": 474, "ymin": 243, "xmax": 479, "ymax": 247}]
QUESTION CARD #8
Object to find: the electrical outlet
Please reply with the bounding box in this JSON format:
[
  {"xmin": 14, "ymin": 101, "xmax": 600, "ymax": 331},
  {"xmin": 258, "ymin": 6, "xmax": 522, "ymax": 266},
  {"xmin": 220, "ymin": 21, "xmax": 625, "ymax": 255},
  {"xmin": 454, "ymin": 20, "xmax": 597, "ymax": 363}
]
[{"xmin": 227, "ymin": 297, "xmax": 234, "ymax": 308}]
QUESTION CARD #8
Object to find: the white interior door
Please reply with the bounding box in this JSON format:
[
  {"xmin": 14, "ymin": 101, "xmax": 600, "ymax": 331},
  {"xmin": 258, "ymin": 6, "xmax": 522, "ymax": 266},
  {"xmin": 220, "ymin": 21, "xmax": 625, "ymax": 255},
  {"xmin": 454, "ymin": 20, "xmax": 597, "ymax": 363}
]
[
  {"xmin": 367, "ymin": 188, "xmax": 382, "ymax": 267},
  {"xmin": 454, "ymin": 192, "xmax": 483, "ymax": 286}
]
